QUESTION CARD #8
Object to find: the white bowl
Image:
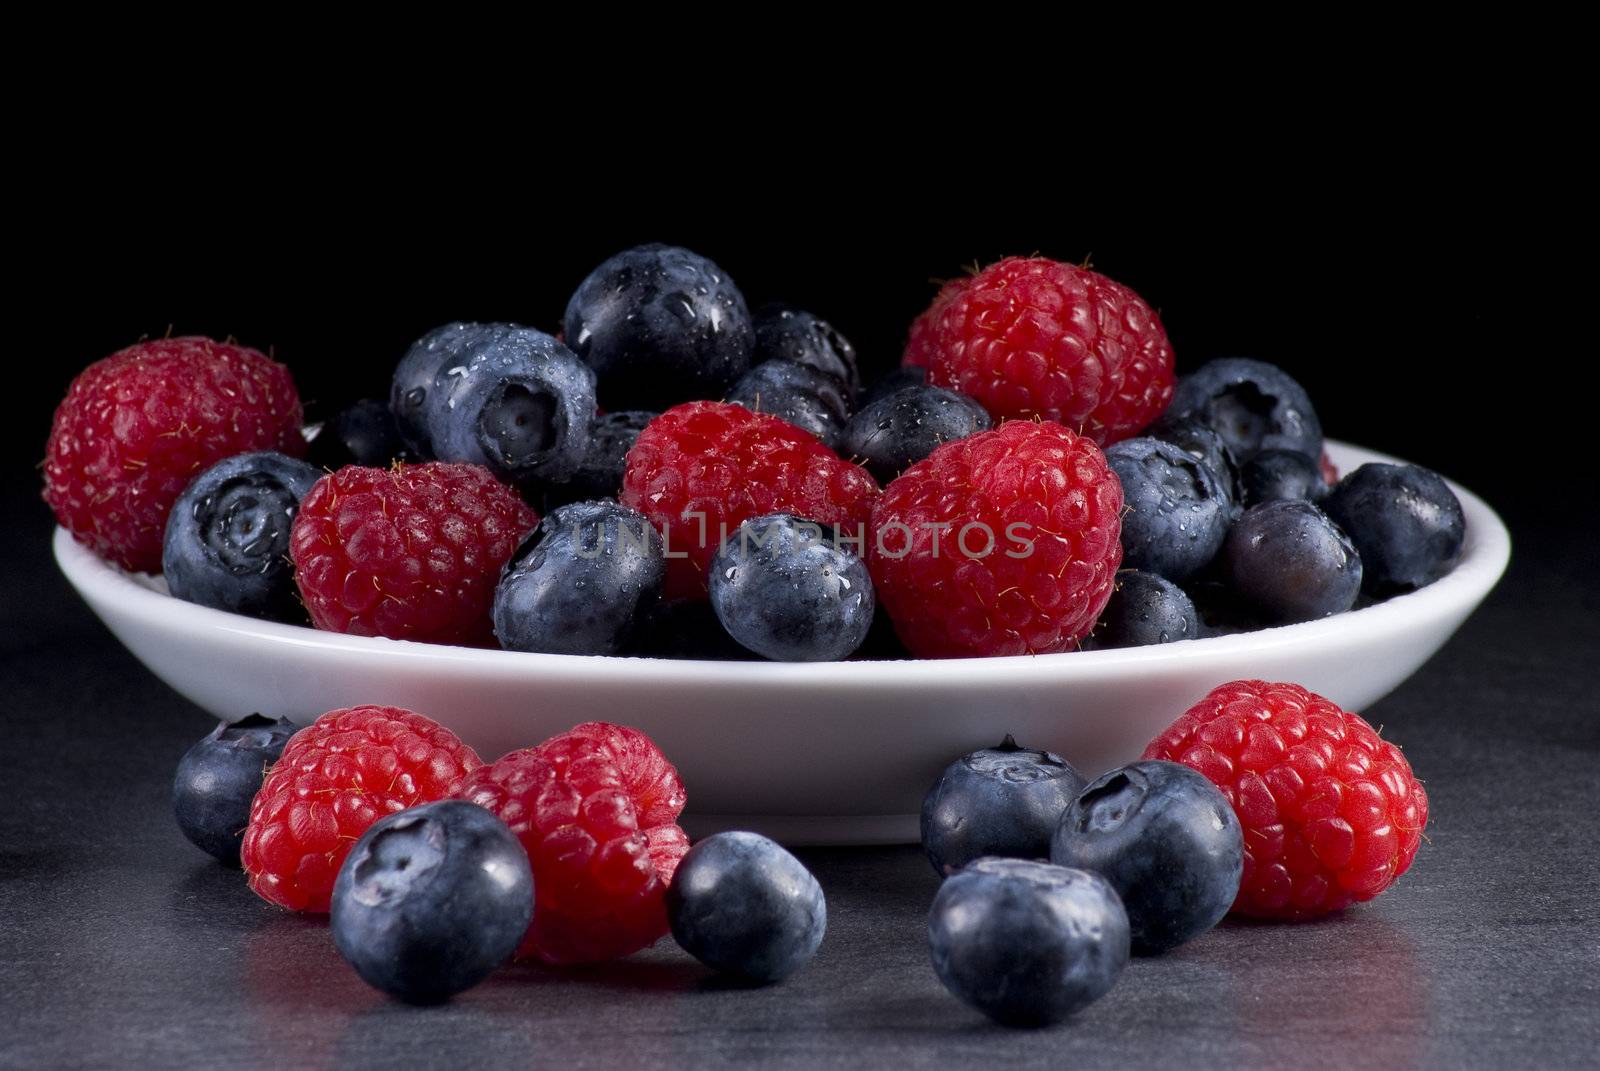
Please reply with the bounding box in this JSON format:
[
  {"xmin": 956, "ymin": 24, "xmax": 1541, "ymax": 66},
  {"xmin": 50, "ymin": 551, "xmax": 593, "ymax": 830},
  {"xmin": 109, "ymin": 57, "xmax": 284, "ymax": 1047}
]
[{"xmin": 55, "ymin": 440, "xmax": 1508, "ymax": 845}]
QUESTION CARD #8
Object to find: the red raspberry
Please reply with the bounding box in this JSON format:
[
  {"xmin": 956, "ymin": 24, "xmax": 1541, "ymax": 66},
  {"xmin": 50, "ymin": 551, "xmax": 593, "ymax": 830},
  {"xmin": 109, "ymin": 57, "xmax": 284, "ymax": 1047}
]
[
  {"xmin": 453, "ymin": 722, "xmax": 689, "ymax": 964},
  {"xmin": 923, "ymin": 257, "xmax": 1174, "ymax": 444},
  {"xmin": 1319, "ymin": 450, "xmax": 1340, "ymax": 488},
  {"xmin": 290, "ymin": 462, "xmax": 537, "ymax": 645},
  {"xmin": 1143, "ymin": 680, "xmax": 1428, "ymax": 920},
  {"xmin": 43, "ymin": 336, "xmax": 304, "ymax": 572},
  {"xmin": 242, "ymin": 705, "xmax": 482, "ymax": 913},
  {"xmin": 621, "ymin": 401, "xmax": 879, "ymax": 599},
  {"xmin": 902, "ymin": 275, "xmax": 975, "ymax": 369},
  {"xmin": 868, "ymin": 420, "xmax": 1122, "ymax": 658}
]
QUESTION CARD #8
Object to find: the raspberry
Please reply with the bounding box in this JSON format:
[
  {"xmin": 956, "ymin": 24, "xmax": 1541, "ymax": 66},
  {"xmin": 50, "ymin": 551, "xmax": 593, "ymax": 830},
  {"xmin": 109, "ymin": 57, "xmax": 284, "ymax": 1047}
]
[
  {"xmin": 902, "ymin": 275, "xmax": 975, "ymax": 369},
  {"xmin": 923, "ymin": 257, "xmax": 1174, "ymax": 444},
  {"xmin": 290, "ymin": 462, "xmax": 537, "ymax": 645},
  {"xmin": 1142, "ymin": 680, "xmax": 1428, "ymax": 920},
  {"xmin": 1319, "ymin": 450, "xmax": 1340, "ymax": 488},
  {"xmin": 43, "ymin": 337, "xmax": 304, "ymax": 572},
  {"xmin": 242, "ymin": 705, "xmax": 482, "ymax": 913},
  {"xmin": 620, "ymin": 401, "xmax": 879, "ymax": 600},
  {"xmin": 869, "ymin": 420, "xmax": 1122, "ymax": 658},
  {"xmin": 453, "ymin": 722, "xmax": 689, "ymax": 964}
]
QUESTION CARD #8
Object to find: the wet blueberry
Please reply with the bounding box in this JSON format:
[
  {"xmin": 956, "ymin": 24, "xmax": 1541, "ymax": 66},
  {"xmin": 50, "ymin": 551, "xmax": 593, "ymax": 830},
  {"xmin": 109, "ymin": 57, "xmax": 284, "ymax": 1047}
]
[
  {"xmin": 331, "ymin": 801, "xmax": 533, "ymax": 1004},
  {"xmin": 1094, "ymin": 570, "xmax": 1201, "ymax": 648},
  {"xmin": 1322, "ymin": 462, "xmax": 1466, "ymax": 595},
  {"xmin": 860, "ymin": 365, "xmax": 927, "ymax": 407},
  {"xmin": 928, "ymin": 858, "xmax": 1129, "ymax": 1027},
  {"xmin": 390, "ymin": 322, "xmax": 511, "ymax": 457},
  {"xmin": 172, "ymin": 714, "xmax": 297, "ymax": 865},
  {"xmin": 667, "ymin": 831, "xmax": 826, "ymax": 983},
  {"xmin": 1051, "ymin": 760, "xmax": 1242, "ymax": 954},
  {"xmin": 1167, "ymin": 357, "xmax": 1322, "ymax": 464},
  {"xmin": 1105, "ymin": 437, "xmax": 1233, "ymax": 582},
  {"xmin": 1239, "ymin": 448, "xmax": 1325, "ymax": 508},
  {"xmin": 1148, "ymin": 413, "xmax": 1242, "ymax": 508},
  {"xmin": 544, "ymin": 410, "xmax": 656, "ymax": 508},
  {"xmin": 839, "ymin": 385, "xmax": 991, "ymax": 484},
  {"xmin": 709, "ymin": 514, "xmax": 875, "ymax": 662},
  {"xmin": 306, "ymin": 399, "xmax": 413, "ymax": 469},
  {"xmin": 727, "ymin": 359, "xmax": 851, "ymax": 448},
  {"xmin": 753, "ymin": 304, "xmax": 859, "ymax": 399},
  {"xmin": 921, "ymin": 736, "xmax": 1086, "ymax": 877},
  {"xmin": 1223, "ymin": 499, "xmax": 1362, "ymax": 622},
  {"xmin": 563, "ymin": 244, "xmax": 754, "ymax": 411},
  {"xmin": 162, "ymin": 451, "xmax": 321, "ymax": 622}
]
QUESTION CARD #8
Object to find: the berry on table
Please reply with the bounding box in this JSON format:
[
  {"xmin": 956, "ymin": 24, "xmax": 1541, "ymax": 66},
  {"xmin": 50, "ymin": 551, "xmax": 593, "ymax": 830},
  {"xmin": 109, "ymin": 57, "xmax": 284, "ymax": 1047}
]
[
  {"xmin": 172, "ymin": 714, "xmax": 297, "ymax": 865},
  {"xmin": 1104, "ymin": 437, "xmax": 1233, "ymax": 582},
  {"xmin": 563, "ymin": 244, "xmax": 754, "ymax": 411},
  {"xmin": 753, "ymin": 304, "xmax": 859, "ymax": 400},
  {"xmin": 1050, "ymin": 760, "xmax": 1243, "ymax": 954},
  {"xmin": 920, "ymin": 736, "xmax": 1086, "ymax": 876},
  {"xmin": 1143, "ymin": 680, "xmax": 1429, "ymax": 919},
  {"xmin": 869, "ymin": 420, "xmax": 1122, "ymax": 658},
  {"xmin": 667, "ymin": 831, "xmax": 826, "ymax": 983},
  {"xmin": 453, "ymin": 722, "xmax": 689, "ymax": 964},
  {"xmin": 838, "ymin": 385, "xmax": 991, "ymax": 485},
  {"xmin": 162, "ymin": 451, "xmax": 321, "ymax": 622},
  {"xmin": 306, "ymin": 399, "xmax": 413, "ymax": 469},
  {"xmin": 331, "ymin": 801, "xmax": 533, "ymax": 1004},
  {"xmin": 493, "ymin": 500, "xmax": 666, "ymax": 656},
  {"xmin": 620, "ymin": 401, "xmax": 879, "ymax": 600},
  {"xmin": 927, "ymin": 858, "xmax": 1129, "ymax": 1027},
  {"xmin": 727, "ymin": 359, "xmax": 852, "ymax": 448},
  {"xmin": 921, "ymin": 257, "xmax": 1175, "ymax": 444},
  {"xmin": 708, "ymin": 514, "xmax": 875, "ymax": 662},
  {"xmin": 1239, "ymin": 448, "xmax": 1326, "ymax": 508},
  {"xmin": 241, "ymin": 705, "xmax": 482, "ymax": 913},
  {"xmin": 1166, "ymin": 357, "xmax": 1322, "ymax": 464},
  {"xmin": 1223, "ymin": 500, "xmax": 1362, "ymax": 623},
  {"xmin": 1322, "ymin": 462, "xmax": 1465, "ymax": 595},
  {"xmin": 1094, "ymin": 570, "xmax": 1201, "ymax": 648},
  {"xmin": 44, "ymin": 336, "xmax": 305, "ymax": 572},
  {"xmin": 289, "ymin": 462, "xmax": 537, "ymax": 645}
]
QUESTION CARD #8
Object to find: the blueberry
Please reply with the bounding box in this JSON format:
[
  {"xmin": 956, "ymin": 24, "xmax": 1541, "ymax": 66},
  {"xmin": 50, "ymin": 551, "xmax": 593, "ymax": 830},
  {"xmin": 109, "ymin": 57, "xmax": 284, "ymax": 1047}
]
[
  {"xmin": 545, "ymin": 410, "xmax": 656, "ymax": 507},
  {"xmin": 172, "ymin": 714, "xmax": 296, "ymax": 865},
  {"xmin": 1223, "ymin": 499, "xmax": 1362, "ymax": 622},
  {"xmin": 1104, "ymin": 437, "xmax": 1233, "ymax": 582},
  {"xmin": 415, "ymin": 327, "xmax": 596, "ymax": 487},
  {"xmin": 667, "ymin": 831, "xmax": 826, "ymax": 983},
  {"xmin": 493, "ymin": 500, "xmax": 665, "ymax": 656},
  {"xmin": 1147, "ymin": 413, "xmax": 1242, "ymax": 507},
  {"xmin": 306, "ymin": 399, "xmax": 413, "ymax": 469},
  {"xmin": 331, "ymin": 801, "xmax": 532, "ymax": 1004},
  {"xmin": 927, "ymin": 858, "xmax": 1129, "ymax": 1027},
  {"xmin": 920, "ymin": 736, "xmax": 1086, "ymax": 877},
  {"xmin": 860, "ymin": 365, "xmax": 927, "ymax": 406},
  {"xmin": 1167, "ymin": 357, "xmax": 1322, "ymax": 464},
  {"xmin": 162, "ymin": 451, "xmax": 321, "ymax": 622},
  {"xmin": 839, "ymin": 386, "xmax": 991, "ymax": 484},
  {"xmin": 753, "ymin": 304, "xmax": 859, "ymax": 399},
  {"xmin": 709, "ymin": 514, "xmax": 875, "ymax": 662},
  {"xmin": 563, "ymin": 244, "xmax": 754, "ymax": 411},
  {"xmin": 390, "ymin": 322, "xmax": 511, "ymax": 457},
  {"xmin": 1094, "ymin": 570, "xmax": 1201, "ymax": 648},
  {"xmin": 1322, "ymin": 463, "xmax": 1466, "ymax": 595},
  {"xmin": 727, "ymin": 359, "xmax": 851, "ymax": 448},
  {"xmin": 1050, "ymin": 760, "xmax": 1242, "ymax": 955},
  {"xmin": 1239, "ymin": 448, "xmax": 1325, "ymax": 508}
]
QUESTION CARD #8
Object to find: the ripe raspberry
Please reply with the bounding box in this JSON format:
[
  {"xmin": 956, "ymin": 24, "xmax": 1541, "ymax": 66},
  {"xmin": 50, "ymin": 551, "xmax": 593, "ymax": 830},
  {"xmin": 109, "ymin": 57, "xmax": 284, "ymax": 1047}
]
[
  {"xmin": 290, "ymin": 462, "xmax": 537, "ymax": 645},
  {"xmin": 1143, "ymin": 680, "xmax": 1428, "ymax": 920},
  {"xmin": 902, "ymin": 275, "xmax": 975, "ymax": 369},
  {"xmin": 43, "ymin": 337, "xmax": 304, "ymax": 572},
  {"xmin": 621, "ymin": 401, "xmax": 879, "ymax": 599},
  {"xmin": 242, "ymin": 705, "xmax": 482, "ymax": 913},
  {"xmin": 923, "ymin": 257, "xmax": 1174, "ymax": 444},
  {"xmin": 453, "ymin": 722, "xmax": 689, "ymax": 964},
  {"xmin": 869, "ymin": 420, "xmax": 1122, "ymax": 658}
]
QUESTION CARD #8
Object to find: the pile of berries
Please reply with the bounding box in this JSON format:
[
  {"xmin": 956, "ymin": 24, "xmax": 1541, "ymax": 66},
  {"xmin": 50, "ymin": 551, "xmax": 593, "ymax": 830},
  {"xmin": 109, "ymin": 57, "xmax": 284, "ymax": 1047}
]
[
  {"xmin": 168, "ymin": 677, "xmax": 1427, "ymax": 1020},
  {"xmin": 43, "ymin": 244, "xmax": 1468, "ymax": 663}
]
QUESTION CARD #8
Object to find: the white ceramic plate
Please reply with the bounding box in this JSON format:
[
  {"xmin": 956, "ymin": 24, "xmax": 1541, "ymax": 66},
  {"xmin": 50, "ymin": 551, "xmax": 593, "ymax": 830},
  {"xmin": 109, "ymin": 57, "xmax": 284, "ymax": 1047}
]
[{"xmin": 55, "ymin": 440, "xmax": 1508, "ymax": 845}]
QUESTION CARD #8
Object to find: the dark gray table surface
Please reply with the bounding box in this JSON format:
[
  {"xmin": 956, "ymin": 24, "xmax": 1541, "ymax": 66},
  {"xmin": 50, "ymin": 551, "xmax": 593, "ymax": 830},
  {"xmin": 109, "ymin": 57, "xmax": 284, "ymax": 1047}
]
[{"xmin": 3, "ymin": 507, "xmax": 1598, "ymax": 1071}]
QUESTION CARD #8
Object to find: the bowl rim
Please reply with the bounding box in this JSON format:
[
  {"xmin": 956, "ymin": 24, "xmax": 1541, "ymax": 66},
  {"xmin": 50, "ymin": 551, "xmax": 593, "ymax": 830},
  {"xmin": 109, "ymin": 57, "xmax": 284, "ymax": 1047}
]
[{"xmin": 54, "ymin": 438, "xmax": 1511, "ymax": 687}]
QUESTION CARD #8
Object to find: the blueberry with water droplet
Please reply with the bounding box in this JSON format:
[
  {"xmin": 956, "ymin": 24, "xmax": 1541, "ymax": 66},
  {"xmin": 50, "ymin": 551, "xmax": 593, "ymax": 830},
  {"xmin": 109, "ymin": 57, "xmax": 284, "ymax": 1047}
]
[
  {"xmin": 839, "ymin": 385, "xmax": 990, "ymax": 483},
  {"xmin": 1094, "ymin": 570, "xmax": 1200, "ymax": 648},
  {"xmin": 1166, "ymin": 357, "xmax": 1322, "ymax": 464},
  {"xmin": 390, "ymin": 322, "xmax": 512, "ymax": 457},
  {"xmin": 1223, "ymin": 499, "xmax": 1362, "ymax": 622},
  {"xmin": 727, "ymin": 359, "xmax": 851, "ymax": 447},
  {"xmin": 1322, "ymin": 462, "xmax": 1465, "ymax": 595},
  {"xmin": 563, "ymin": 244, "xmax": 754, "ymax": 411},
  {"xmin": 1105, "ymin": 437, "xmax": 1232, "ymax": 582}
]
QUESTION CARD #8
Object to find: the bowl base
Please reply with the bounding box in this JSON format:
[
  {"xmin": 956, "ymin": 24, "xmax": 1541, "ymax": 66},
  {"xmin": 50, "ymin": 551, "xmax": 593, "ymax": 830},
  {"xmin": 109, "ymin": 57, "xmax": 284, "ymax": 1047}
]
[{"xmin": 681, "ymin": 813, "xmax": 920, "ymax": 847}]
